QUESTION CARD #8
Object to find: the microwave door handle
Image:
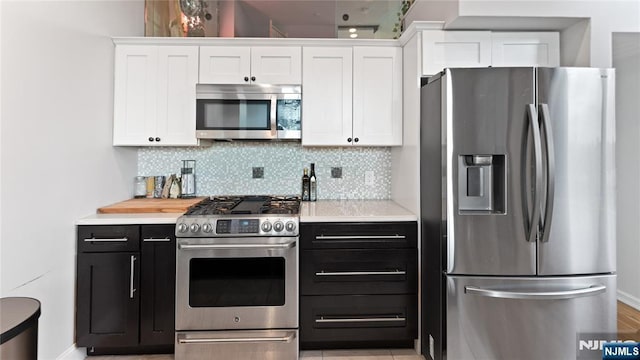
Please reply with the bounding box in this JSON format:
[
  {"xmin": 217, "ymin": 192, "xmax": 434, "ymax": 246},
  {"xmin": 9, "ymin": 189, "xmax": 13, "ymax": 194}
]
[{"xmin": 270, "ymin": 95, "xmax": 277, "ymax": 138}]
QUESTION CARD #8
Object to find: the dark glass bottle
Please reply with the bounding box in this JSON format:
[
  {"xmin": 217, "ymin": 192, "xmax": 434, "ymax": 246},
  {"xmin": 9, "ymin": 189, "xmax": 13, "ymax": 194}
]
[
  {"xmin": 302, "ymin": 168, "xmax": 310, "ymax": 201},
  {"xmin": 309, "ymin": 163, "xmax": 317, "ymax": 201}
]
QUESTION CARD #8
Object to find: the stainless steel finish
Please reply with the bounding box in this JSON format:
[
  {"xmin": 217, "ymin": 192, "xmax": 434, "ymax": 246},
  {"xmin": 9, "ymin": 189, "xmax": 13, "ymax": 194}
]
[
  {"xmin": 527, "ymin": 103, "xmax": 543, "ymax": 243},
  {"xmin": 465, "ymin": 284, "xmax": 606, "ymax": 300},
  {"xmin": 273, "ymin": 221, "xmax": 284, "ymax": 232},
  {"xmin": 178, "ymin": 240, "xmax": 296, "ymax": 251},
  {"xmin": 176, "ymin": 215, "xmax": 299, "ymax": 237},
  {"xmin": 129, "ymin": 255, "xmax": 136, "ymax": 299},
  {"xmin": 315, "ymin": 316, "xmax": 405, "ymax": 323},
  {"xmin": 202, "ymin": 223, "xmax": 213, "ymax": 233},
  {"xmin": 177, "ymin": 332, "xmax": 295, "ymax": 344},
  {"xmin": 190, "ymin": 223, "xmax": 200, "ymax": 233},
  {"xmin": 196, "ymin": 84, "xmax": 301, "ymax": 141},
  {"xmin": 142, "ymin": 237, "xmax": 171, "ymax": 242},
  {"xmin": 83, "ymin": 237, "xmax": 128, "ymax": 242},
  {"xmin": 447, "ymin": 274, "xmax": 616, "ymax": 360},
  {"xmin": 539, "ymin": 103, "xmax": 556, "ymax": 243},
  {"xmin": 446, "ymin": 68, "xmax": 536, "ymax": 276},
  {"xmin": 176, "ymin": 237, "xmax": 298, "ymax": 331},
  {"xmin": 314, "ymin": 235, "xmax": 406, "ymax": 240},
  {"xmin": 315, "ymin": 270, "xmax": 406, "ymax": 276},
  {"xmin": 285, "ymin": 221, "xmax": 296, "ymax": 232},
  {"xmin": 536, "ymin": 67, "xmax": 616, "ymax": 275},
  {"xmin": 175, "ymin": 330, "xmax": 298, "ymax": 360}
]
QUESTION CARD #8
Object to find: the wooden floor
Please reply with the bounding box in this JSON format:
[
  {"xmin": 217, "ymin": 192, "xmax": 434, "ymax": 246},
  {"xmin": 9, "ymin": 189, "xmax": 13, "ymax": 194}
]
[{"xmin": 618, "ymin": 301, "xmax": 640, "ymax": 341}]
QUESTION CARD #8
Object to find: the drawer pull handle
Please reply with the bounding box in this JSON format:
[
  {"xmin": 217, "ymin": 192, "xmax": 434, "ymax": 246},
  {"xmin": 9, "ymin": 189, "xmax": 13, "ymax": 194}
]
[
  {"xmin": 316, "ymin": 270, "xmax": 406, "ymax": 276},
  {"xmin": 315, "ymin": 316, "xmax": 406, "ymax": 324},
  {"xmin": 177, "ymin": 332, "xmax": 295, "ymax": 344},
  {"xmin": 315, "ymin": 235, "xmax": 406, "ymax": 240},
  {"xmin": 84, "ymin": 237, "xmax": 128, "ymax": 242},
  {"xmin": 143, "ymin": 237, "xmax": 171, "ymax": 242}
]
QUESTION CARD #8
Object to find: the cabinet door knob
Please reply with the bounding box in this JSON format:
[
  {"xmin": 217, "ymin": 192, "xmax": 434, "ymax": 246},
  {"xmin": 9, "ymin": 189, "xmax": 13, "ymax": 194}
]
[
  {"xmin": 155, "ymin": 137, "xmax": 161, "ymax": 142},
  {"xmin": 354, "ymin": 137, "xmax": 359, "ymax": 143},
  {"xmin": 148, "ymin": 137, "xmax": 154, "ymax": 142},
  {"xmin": 347, "ymin": 137, "xmax": 352, "ymax": 143},
  {"xmin": 251, "ymin": 76, "xmax": 256, "ymax": 82},
  {"xmin": 244, "ymin": 76, "xmax": 249, "ymax": 82}
]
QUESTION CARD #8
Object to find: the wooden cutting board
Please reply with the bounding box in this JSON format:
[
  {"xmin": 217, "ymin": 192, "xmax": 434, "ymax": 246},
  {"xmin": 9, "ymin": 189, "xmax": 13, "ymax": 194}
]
[{"xmin": 97, "ymin": 197, "xmax": 206, "ymax": 214}]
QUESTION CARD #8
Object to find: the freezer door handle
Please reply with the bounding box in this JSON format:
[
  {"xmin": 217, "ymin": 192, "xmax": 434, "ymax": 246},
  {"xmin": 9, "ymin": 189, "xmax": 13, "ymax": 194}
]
[
  {"xmin": 464, "ymin": 284, "xmax": 606, "ymax": 300},
  {"xmin": 526, "ymin": 104, "xmax": 543, "ymax": 243},
  {"xmin": 539, "ymin": 103, "xmax": 556, "ymax": 243}
]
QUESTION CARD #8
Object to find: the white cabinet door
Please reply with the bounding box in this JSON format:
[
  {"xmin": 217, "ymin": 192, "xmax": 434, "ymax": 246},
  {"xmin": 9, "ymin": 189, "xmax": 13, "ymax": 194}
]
[
  {"xmin": 156, "ymin": 46, "xmax": 199, "ymax": 146},
  {"xmin": 199, "ymin": 46, "xmax": 251, "ymax": 84},
  {"xmin": 353, "ymin": 47, "xmax": 403, "ymax": 146},
  {"xmin": 491, "ymin": 32, "xmax": 560, "ymax": 67},
  {"xmin": 251, "ymin": 46, "xmax": 301, "ymax": 84},
  {"xmin": 422, "ymin": 31, "xmax": 492, "ymax": 76},
  {"xmin": 113, "ymin": 45, "xmax": 158, "ymax": 146},
  {"xmin": 302, "ymin": 47, "xmax": 353, "ymax": 146}
]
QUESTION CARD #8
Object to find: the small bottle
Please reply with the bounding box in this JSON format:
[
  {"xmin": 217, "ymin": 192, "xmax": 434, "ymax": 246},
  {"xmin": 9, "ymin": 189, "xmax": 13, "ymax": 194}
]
[
  {"xmin": 309, "ymin": 163, "xmax": 317, "ymax": 201},
  {"xmin": 302, "ymin": 168, "xmax": 310, "ymax": 201}
]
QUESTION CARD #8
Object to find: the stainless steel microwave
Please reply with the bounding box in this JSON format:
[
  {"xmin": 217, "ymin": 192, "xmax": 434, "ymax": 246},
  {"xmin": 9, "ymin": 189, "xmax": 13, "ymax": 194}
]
[{"xmin": 196, "ymin": 84, "xmax": 301, "ymax": 140}]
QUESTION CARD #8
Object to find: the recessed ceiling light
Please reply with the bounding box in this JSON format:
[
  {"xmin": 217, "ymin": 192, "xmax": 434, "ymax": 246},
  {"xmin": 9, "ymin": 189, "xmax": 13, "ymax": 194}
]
[{"xmin": 350, "ymin": 33, "xmax": 358, "ymax": 38}]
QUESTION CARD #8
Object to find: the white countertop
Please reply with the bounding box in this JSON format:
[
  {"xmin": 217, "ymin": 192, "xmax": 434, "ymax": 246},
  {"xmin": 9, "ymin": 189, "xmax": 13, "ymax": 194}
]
[
  {"xmin": 76, "ymin": 213, "xmax": 181, "ymax": 225},
  {"xmin": 77, "ymin": 200, "xmax": 417, "ymax": 225},
  {"xmin": 300, "ymin": 200, "xmax": 417, "ymax": 222}
]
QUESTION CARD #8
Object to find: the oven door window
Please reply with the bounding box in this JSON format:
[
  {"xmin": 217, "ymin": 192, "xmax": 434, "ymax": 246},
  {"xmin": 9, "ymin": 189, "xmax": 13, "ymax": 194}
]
[
  {"xmin": 197, "ymin": 99, "xmax": 271, "ymax": 130},
  {"xmin": 189, "ymin": 257, "xmax": 286, "ymax": 307}
]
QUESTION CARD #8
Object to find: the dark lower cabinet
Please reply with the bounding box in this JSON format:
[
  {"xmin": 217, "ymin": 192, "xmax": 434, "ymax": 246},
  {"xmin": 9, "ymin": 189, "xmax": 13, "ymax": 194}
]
[
  {"xmin": 299, "ymin": 222, "xmax": 418, "ymax": 350},
  {"xmin": 76, "ymin": 224, "xmax": 175, "ymax": 355},
  {"xmin": 140, "ymin": 225, "xmax": 176, "ymax": 346},
  {"xmin": 76, "ymin": 252, "xmax": 140, "ymax": 347}
]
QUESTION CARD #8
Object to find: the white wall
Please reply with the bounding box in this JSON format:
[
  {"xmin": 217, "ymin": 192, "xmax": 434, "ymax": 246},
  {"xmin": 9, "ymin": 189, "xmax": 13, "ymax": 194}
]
[
  {"xmin": 0, "ymin": 1, "xmax": 140, "ymax": 358},
  {"xmin": 613, "ymin": 32, "xmax": 640, "ymax": 310}
]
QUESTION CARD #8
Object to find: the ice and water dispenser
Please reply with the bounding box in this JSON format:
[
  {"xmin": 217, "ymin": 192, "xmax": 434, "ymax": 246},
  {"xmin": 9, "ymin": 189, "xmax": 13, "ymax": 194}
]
[{"xmin": 458, "ymin": 155, "xmax": 506, "ymax": 214}]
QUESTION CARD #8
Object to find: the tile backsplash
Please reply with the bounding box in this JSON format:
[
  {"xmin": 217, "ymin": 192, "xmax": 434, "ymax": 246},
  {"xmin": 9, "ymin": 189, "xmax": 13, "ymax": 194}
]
[{"xmin": 138, "ymin": 142, "xmax": 391, "ymax": 199}]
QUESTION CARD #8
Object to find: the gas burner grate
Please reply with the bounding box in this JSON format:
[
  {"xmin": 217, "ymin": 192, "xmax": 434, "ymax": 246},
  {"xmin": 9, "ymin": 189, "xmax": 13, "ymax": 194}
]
[{"xmin": 183, "ymin": 195, "xmax": 300, "ymax": 216}]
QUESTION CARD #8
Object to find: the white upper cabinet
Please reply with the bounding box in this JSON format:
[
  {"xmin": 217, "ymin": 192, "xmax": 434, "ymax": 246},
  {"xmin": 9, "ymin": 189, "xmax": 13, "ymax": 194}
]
[
  {"xmin": 491, "ymin": 32, "xmax": 560, "ymax": 67},
  {"xmin": 422, "ymin": 31, "xmax": 492, "ymax": 76},
  {"xmin": 199, "ymin": 46, "xmax": 301, "ymax": 84},
  {"xmin": 302, "ymin": 46, "xmax": 403, "ymax": 147},
  {"xmin": 353, "ymin": 47, "xmax": 402, "ymax": 146},
  {"xmin": 113, "ymin": 45, "xmax": 200, "ymax": 146},
  {"xmin": 302, "ymin": 47, "xmax": 353, "ymax": 146}
]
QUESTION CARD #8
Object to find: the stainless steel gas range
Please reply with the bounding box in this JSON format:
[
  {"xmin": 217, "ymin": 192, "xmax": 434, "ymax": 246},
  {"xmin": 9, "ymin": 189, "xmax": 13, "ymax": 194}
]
[{"xmin": 174, "ymin": 196, "xmax": 300, "ymax": 360}]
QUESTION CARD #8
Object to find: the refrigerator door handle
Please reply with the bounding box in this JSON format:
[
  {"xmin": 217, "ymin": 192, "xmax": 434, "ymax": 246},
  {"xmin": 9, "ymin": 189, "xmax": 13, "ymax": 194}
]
[
  {"xmin": 527, "ymin": 104, "xmax": 543, "ymax": 243},
  {"xmin": 464, "ymin": 284, "xmax": 606, "ymax": 300},
  {"xmin": 539, "ymin": 103, "xmax": 556, "ymax": 243}
]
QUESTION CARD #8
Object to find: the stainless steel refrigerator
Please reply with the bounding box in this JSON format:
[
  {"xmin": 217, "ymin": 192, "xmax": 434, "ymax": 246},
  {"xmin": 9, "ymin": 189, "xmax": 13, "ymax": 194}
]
[{"xmin": 420, "ymin": 67, "xmax": 616, "ymax": 360}]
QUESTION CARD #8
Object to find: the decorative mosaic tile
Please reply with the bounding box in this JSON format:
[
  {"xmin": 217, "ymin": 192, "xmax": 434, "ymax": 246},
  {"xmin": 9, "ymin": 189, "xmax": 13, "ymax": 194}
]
[{"xmin": 138, "ymin": 142, "xmax": 391, "ymax": 199}]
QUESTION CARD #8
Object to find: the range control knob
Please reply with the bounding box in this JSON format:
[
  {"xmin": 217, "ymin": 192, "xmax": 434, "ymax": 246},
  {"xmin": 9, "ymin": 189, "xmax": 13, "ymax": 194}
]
[
  {"xmin": 285, "ymin": 221, "xmax": 296, "ymax": 232},
  {"xmin": 273, "ymin": 221, "xmax": 284, "ymax": 232},
  {"xmin": 202, "ymin": 223, "xmax": 213, "ymax": 233},
  {"xmin": 261, "ymin": 221, "xmax": 273, "ymax": 232},
  {"xmin": 190, "ymin": 223, "xmax": 200, "ymax": 233},
  {"xmin": 177, "ymin": 223, "xmax": 189, "ymax": 233}
]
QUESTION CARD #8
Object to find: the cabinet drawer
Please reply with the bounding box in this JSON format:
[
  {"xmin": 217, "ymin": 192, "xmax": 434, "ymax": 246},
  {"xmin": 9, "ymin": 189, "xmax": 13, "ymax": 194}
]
[
  {"xmin": 300, "ymin": 222, "xmax": 417, "ymax": 249},
  {"xmin": 300, "ymin": 294, "xmax": 417, "ymax": 348},
  {"xmin": 301, "ymin": 249, "xmax": 417, "ymax": 295},
  {"xmin": 78, "ymin": 225, "xmax": 140, "ymax": 252}
]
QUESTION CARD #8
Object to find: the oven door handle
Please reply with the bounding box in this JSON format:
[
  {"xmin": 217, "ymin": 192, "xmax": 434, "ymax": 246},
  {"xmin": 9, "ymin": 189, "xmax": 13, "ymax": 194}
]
[
  {"xmin": 177, "ymin": 332, "xmax": 296, "ymax": 344},
  {"xmin": 178, "ymin": 241, "xmax": 296, "ymax": 250}
]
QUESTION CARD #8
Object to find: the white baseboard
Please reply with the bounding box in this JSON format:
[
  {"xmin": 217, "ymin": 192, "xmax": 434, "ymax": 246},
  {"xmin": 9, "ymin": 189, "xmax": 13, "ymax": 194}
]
[
  {"xmin": 56, "ymin": 344, "xmax": 85, "ymax": 360},
  {"xmin": 618, "ymin": 289, "xmax": 640, "ymax": 311}
]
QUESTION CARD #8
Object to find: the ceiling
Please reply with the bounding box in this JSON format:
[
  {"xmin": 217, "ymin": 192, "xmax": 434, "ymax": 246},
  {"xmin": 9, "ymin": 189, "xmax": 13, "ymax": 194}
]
[{"xmin": 238, "ymin": 0, "xmax": 403, "ymax": 38}]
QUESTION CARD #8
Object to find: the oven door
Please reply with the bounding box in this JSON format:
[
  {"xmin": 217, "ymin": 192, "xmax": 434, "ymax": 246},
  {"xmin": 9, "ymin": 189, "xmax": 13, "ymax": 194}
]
[{"xmin": 176, "ymin": 237, "xmax": 298, "ymax": 331}]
